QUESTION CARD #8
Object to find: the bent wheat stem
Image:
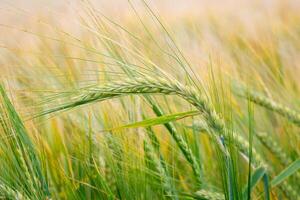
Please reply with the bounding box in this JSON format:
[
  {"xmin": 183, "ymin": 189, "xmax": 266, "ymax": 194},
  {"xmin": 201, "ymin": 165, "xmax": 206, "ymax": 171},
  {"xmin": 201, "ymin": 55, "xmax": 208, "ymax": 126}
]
[{"xmin": 43, "ymin": 76, "xmax": 265, "ymax": 167}]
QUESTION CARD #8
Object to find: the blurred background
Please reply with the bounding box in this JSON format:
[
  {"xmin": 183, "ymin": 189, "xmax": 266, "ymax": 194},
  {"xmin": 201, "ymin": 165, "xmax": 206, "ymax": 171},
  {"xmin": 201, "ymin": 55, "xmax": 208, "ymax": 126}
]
[{"xmin": 0, "ymin": 1, "xmax": 299, "ymax": 199}]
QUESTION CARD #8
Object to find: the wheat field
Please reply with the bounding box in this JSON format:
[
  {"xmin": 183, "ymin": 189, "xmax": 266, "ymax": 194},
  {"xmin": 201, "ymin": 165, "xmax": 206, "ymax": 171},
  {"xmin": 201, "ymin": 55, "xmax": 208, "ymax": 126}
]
[{"xmin": 0, "ymin": 0, "xmax": 299, "ymax": 199}]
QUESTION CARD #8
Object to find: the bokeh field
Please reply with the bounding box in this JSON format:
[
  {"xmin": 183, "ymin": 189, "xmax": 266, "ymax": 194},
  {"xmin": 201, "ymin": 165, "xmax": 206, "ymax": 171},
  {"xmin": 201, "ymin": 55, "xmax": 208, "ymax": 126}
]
[{"xmin": 0, "ymin": 0, "xmax": 299, "ymax": 199}]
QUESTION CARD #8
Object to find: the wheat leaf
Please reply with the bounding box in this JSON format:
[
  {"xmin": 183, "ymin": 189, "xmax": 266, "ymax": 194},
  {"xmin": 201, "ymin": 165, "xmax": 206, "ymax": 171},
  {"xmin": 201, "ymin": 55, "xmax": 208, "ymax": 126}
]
[{"xmin": 271, "ymin": 158, "xmax": 300, "ymax": 187}]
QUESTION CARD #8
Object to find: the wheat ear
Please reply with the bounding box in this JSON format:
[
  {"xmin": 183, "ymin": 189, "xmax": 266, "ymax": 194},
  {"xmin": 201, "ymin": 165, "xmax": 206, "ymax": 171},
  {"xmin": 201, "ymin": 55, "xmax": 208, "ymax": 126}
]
[
  {"xmin": 0, "ymin": 184, "xmax": 29, "ymax": 200},
  {"xmin": 145, "ymin": 100, "xmax": 202, "ymax": 185},
  {"xmin": 16, "ymin": 148, "xmax": 37, "ymax": 196},
  {"xmin": 256, "ymin": 132, "xmax": 291, "ymax": 166},
  {"xmin": 280, "ymin": 182, "xmax": 300, "ymax": 200},
  {"xmin": 245, "ymin": 91, "xmax": 300, "ymax": 127},
  {"xmin": 256, "ymin": 132, "xmax": 300, "ymax": 197},
  {"xmin": 144, "ymin": 141, "xmax": 177, "ymax": 199},
  {"xmin": 45, "ymin": 76, "xmax": 265, "ymax": 167},
  {"xmin": 194, "ymin": 189, "xmax": 224, "ymax": 200}
]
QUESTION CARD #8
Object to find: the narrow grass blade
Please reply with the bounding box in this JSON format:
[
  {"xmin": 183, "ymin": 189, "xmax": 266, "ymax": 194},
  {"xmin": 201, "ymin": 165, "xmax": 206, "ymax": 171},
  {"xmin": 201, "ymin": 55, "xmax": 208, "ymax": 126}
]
[
  {"xmin": 246, "ymin": 99, "xmax": 254, "ymax": 200},
  {"xmin": 242, "ymin": 167, "xmax": 266, "ymax": 199},
  {"xmin": 263, "ymin": 174, "xmax": 270, "ymax": 200},
  {"xmin": 109, "ymin": 110, "xmax": 199, "ymax": 130},
  {"xmin": 0, "ymin": 85, "xmax": 50, "ymax": 197},
  {"xmin": 271, "ymin": 158, "xmax": 300, "ymax": 187}
]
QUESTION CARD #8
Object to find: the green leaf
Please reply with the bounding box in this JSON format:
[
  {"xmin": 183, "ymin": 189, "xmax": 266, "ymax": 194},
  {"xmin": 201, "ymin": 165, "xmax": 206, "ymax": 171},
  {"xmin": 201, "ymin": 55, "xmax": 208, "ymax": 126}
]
[
  {"xmin": 271, "ymin": 158, "xmax": 300, "ymax": 187},
  {"xmin": 0, "ymin": 84, "xmax": 50, "ymax": 196},
  {"xmin": 109, "ymin": 110, "xmax": 200, "ymax": 130},
  {"xmin": 243, "ymin": 166, "xmax": 266, "ymax": 200},
  {"xmin": 263, "ymin": 174, "xmax": 270, "ymax": 200}
]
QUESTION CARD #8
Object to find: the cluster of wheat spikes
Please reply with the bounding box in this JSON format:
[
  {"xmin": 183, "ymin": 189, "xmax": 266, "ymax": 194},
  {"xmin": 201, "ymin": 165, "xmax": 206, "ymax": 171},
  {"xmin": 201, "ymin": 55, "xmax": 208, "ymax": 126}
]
[
  {"xmin": 0, "ymin": 0, "xmax": 300, "ymax": 200},
  {"xmin": 40, "ymin": 75, "xmax": 300, "ymax": 199},
  {"xmin": 43, "ymin": 76, "xmax": 265, "ymax": 166}
]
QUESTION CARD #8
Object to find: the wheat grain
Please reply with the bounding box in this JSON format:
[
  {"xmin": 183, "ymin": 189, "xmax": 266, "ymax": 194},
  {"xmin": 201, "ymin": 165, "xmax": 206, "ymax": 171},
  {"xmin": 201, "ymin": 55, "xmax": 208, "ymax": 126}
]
[
  {"xmin": 144, "ymin": 141, "xmax": 176, "ymax": 199},
  {"xmin": 244, "ymin": 90, "xmax": 300, "ymax": 127},
  {"xmin": 16, "ymin": 148, "xmax": 37, "ymax": 196},
  {"xmin": 145, "ymin": 101, "xmax": 202, "ymax": 185},
  {"xmin": 194, "ymin": 189, "xmax": 224, "ymax": 200},
  {"xmin": 256, "ymin": 132, "xmax": 300, "ymax": 196},
  {"xmin": 0, "ymin": 183, "xmax": 29, "ymax": 200},
  {"xmin": 280, "ymin": 182, "xmax": 300, "ymax": 200},
  {"xmin": 256, "ymin": 132, "xmax": 291, "ymax": 166}
]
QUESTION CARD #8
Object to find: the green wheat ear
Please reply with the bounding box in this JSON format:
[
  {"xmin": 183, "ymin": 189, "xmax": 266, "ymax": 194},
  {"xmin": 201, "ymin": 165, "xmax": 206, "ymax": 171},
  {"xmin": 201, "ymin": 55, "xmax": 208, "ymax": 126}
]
[
  {"xmin": 0, "ymin": 184, "xmax": 29, "ymax": 200},
  {"xmin": 256, "ymin": 132, "xmax": 300, "ymax": 197},
  {"xmin": 144, "ymin": 141, "xmax": 178, "ymax": 200},
  {"xmin": 0, "ymin": 84, "xmax": 50, "ymax": 198},
  {"xmin": 194, "ymin": 189, "xmax": 224, "ymax": 200},
  {"xmin": 145, "ymin": 99, "xmax": 202, "ymax": 185},
  {"xmin": 236, "ymin": 86, "xmax": 300, "ymax": 127},
  {"xmin": 42, "ymin": 76, "xmax": 265, "ymax": 166},
  {"xmin": 42, "ymin": 75, "xmax": 300, "ymax": 199},
  {"xmin": 256, "ymin": 132, "xmax": 292, "ymax": 166}
]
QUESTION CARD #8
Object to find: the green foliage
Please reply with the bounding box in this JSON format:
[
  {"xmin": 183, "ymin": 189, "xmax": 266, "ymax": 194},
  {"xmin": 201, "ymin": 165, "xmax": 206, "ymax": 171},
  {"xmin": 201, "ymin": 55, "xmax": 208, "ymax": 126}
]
[{"xmin": 0, "ymin": 0, "xmax": 299, "ymax": 199}]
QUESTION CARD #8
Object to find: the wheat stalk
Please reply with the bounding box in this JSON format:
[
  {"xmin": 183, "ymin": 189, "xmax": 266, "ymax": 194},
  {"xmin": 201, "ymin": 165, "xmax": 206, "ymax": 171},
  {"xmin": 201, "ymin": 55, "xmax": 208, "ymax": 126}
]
[{"xmin": 145, "ymin": 101, "xmax": 202, "ymax": 185}]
